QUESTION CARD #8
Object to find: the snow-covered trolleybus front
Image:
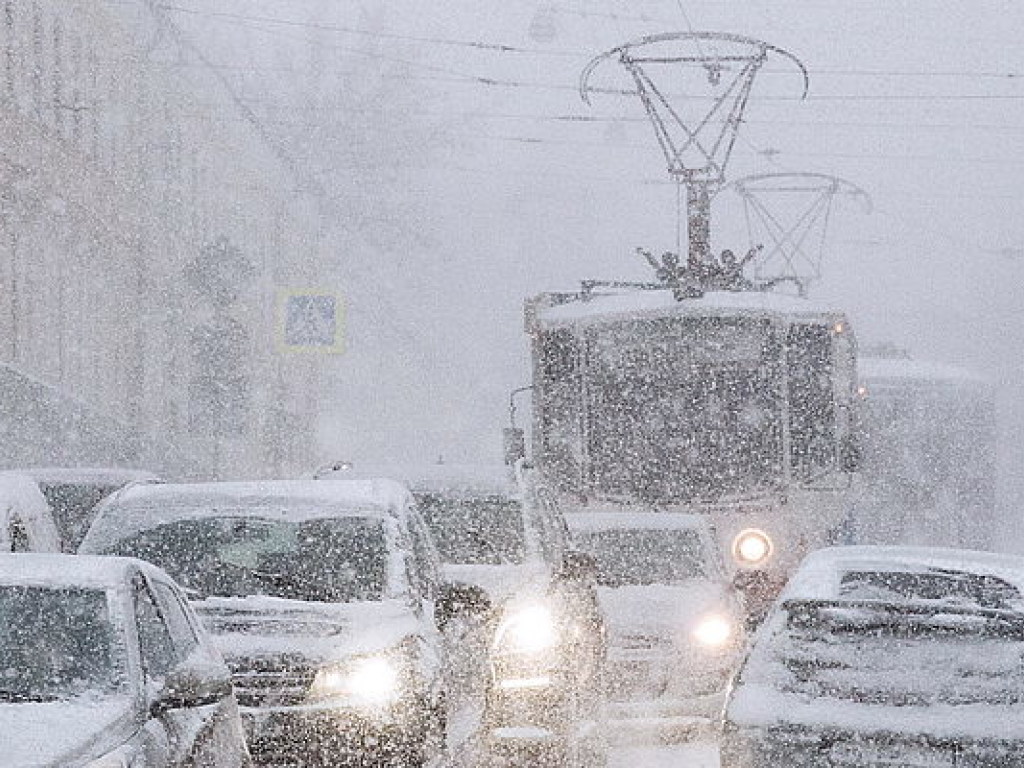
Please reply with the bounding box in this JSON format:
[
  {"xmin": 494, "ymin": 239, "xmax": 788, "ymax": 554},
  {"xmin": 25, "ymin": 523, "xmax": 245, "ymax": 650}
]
[{"xmin": 525, "ymin": 285, "xmax": 860, "ymax": 618}]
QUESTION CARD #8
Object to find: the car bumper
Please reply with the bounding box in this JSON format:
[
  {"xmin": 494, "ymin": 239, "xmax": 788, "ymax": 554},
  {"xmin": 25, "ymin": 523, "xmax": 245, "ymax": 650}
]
[{"xmin": 241, "ymin": 703, "xmax": 430, "ymax": 766}]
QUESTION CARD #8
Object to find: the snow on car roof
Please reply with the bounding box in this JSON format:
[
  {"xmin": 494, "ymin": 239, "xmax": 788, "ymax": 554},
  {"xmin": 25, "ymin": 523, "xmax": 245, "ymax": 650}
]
[
  {"xmin": 21, "ymin": 467, "xmax": 160, "ymax": 486},
  {"xmin": 783, "ymin": 546, "xmax": 1024, "ymax": 606},
  {"xmin": 0, "ymin": 552, "xmax": 167, "ymax": 589},
  {"xmin": 536, "ymin": 288, "xmax": 843, "ymax": 328},
  {"xmin": 565, "ymin": 510, "xmax": 711, "ymax": 533},
  {"xmin": 859, "ymin": 356, "xmax": 989, "ymax": 387},
  {"xmin": 81, "ymin": 478, "xmax": 411, "ymax": 547},
  {"xmin": 348, "ymin": 463, "xmax": 516, "ymax": 496}
]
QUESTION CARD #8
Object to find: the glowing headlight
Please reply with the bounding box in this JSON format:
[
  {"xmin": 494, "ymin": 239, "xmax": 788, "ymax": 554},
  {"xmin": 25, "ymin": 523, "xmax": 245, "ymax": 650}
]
[
  {"xmin": 496, "ymin": 605, "xmax": 559, "ymax": 654},
  {"xmin": 732, "ymin": 528, "xmax": 773, "ymax": 566},
  {"xmin": 308, "ymin": 655, "xmax": 401, "ymax": 707},
  {"xmin": 692, "ymin": 614, "xmax": 733, "ymax": 648}
]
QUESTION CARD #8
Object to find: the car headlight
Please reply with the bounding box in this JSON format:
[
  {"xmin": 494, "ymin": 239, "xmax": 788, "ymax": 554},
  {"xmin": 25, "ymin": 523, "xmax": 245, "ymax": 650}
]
[
  {"xmin": 692, "ymin": 613, "xmax": 734, "ymax": 648},
  {"xmin": 495, "ymin": 605, "xmax": 559, "ymax": 654},
  {"xmin": 308, "ymin": 654, "xmax": 402, "ymax": 707},
  {"xmin": 732, "ymin": 528, "xmax": 773, "ymax": 566}
]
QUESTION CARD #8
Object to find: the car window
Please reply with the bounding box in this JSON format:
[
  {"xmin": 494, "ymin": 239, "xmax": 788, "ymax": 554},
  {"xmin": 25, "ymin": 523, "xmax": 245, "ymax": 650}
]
[
  {"xmin": 416, "ymin": 492, "xmax": 526, "ymax": 565},
  {"xmin": 106, "ymin": 515, "xmax": 390, "ymax": 603},
  {"xmin": 150, "ymin": 579, "xmax": 199, "ymax": 658},
  {"xmin": 747, "ymin": 600, "xmax": 1024, "ymax": 707},
  {"xmin": 134, "ymin": 580, "xmax": 179, "ymax": 678},
  {"xmin": 573, "ymin": 527, "xmax": 708, "ymax": 586},
  {"xmin": 0, "ymin": 585, "xmax": 126, "ymax": 700}
]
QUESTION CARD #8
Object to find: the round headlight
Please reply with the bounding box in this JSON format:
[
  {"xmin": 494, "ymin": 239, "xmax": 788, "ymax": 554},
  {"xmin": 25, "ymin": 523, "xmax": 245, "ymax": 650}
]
[
  {"xmin": 692, "ymin": 614, "xmax": 733, "ymax": 648},
  {"xmin": 732, "ymin": 528, "xmax": 773, "ymax": 566},
  {"xmin": 309, "ymin": 655, "xmax": 401, "ymax": 707},
  {"xmin": 496, "ymin": 605, "xmax": 559, "ymax": 654}
]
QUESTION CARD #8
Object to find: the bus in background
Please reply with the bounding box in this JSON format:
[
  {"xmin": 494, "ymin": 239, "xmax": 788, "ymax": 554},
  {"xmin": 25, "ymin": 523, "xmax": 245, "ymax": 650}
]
[{"xmin": 850, "ymin": 345, "xmax": 996, "ymax": 550}]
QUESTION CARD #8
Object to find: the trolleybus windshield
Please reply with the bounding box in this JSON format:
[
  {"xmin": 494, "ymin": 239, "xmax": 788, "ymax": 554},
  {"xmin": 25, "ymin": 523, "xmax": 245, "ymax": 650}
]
[{"xmin": 585, "ymin": 316, "xmax": 783, "ymax": 502}]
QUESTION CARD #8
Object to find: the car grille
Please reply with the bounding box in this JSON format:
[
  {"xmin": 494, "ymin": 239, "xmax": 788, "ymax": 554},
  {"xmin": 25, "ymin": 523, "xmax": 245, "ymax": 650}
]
[{"xmin": 228, "ymin": 655, "xmax": 317, "ymax": 708}]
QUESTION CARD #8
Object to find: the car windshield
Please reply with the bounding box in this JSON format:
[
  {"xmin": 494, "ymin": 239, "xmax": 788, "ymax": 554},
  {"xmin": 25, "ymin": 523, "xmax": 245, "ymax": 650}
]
[
  {"xmin": 102, "ymin": 515, "xmax": 390, "ymax": 602},
  {"xmin": 39, "ymin": 482, "xmax": 118, "ymax": 551},
  {"xmin": 416, "ymin": 493, "xmax": 526, "ymax": 565},
  {"xmin": 0, "ymin": 586, "xmax": 125, "ymax": 702},
  {"xmin": 751, "ymin": 600, "xmax": 1024, "ymax": 707},
  {"xmin": 573, "ymin": 528, "xmax": 708, "ymax": 586}
]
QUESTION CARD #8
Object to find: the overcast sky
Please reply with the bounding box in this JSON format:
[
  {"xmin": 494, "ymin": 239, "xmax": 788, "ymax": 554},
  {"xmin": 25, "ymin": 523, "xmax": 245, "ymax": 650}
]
[{"xmin": 157, "ymin": 0, "xmax": 1024, "ymax": 513}]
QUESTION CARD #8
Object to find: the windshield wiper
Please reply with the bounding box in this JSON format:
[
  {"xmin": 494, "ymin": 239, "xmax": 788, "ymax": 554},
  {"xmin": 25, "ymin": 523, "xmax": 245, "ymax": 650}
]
[{"xmin": 0, "ymin": 690, "xmax": 61, "ymax": 703}]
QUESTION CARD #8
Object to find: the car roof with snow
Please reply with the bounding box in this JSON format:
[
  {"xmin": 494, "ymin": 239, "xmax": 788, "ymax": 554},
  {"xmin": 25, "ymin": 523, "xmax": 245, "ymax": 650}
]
[
  {"xmin": 535, "ymin": 288, "xmax": 845, "ymax": 329},
  {"xmin": 317, "ymin": 463, "xmax": 519, "ymax": 497},
  {"xmin": 22, "ymin": 466, "xmax": 161, "ymax": 486},
  {"xmin": 782, "ymin": 545, "xmax": 1024, "ymax": 612},
  {"xmin": 565, "ymin": 510, "xmax": 713, "ymax": 533},
  {"xmin": 0, "ymin": 552, "xmax": 172, "ymax": 590},
  {"xmin": 81, "ymin": 478, "xmax": 412, "ymax": 547}
]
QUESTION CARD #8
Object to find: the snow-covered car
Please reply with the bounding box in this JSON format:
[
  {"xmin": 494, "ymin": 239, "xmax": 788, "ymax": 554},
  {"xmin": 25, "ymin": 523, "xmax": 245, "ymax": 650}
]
[
  {"xmin": 567, "ymin": 511, "xmax": 744, "ymax": 741},
  {"xmin": 0, "ymin": 552, "xmax": 250, "ymax": 767},
  {"xmin": 351, "ymin": 463, "xmax": 606, "ymax": 767},
  {"xmin": 0, "ymin": 471, "xmax": 61, "ymax": 553},
  {"xmin": 80, "ymin": 478, "xmax": 485, "ymax": 767},
  {"xmin": 23, "ymin": 466, "xmax": 160, "ymax": 551},
  {"xmin": 721, "ymin": 545, "xmax": 1024, "ymax": 768}
]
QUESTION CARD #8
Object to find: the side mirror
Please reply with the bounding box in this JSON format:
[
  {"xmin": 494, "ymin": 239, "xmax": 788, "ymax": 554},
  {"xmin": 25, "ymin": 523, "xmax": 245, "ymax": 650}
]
[
  {"xmin": 435, "ymin": 581, "xmax": 492, "ymax": 628},
  {"xmin": 150, "ymin": 659, "xmax": 232, "ymax": 717},
  {"xmin": 503, "ymin": 427, "xmax": 526, "ymax": 466},
  {"xmin": 559, "ymin": 550, "xmax": 597, "ymax": 582}
]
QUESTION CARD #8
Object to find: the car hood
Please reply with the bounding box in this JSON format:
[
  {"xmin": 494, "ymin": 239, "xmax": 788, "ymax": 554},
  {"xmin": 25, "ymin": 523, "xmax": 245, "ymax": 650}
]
[
  {"xmin": 598, "ymin": 582, "xmax": 735, "ymax": 646},
  {"xmin": 195, "ymin": 595, "xmax": 422, "ymax": 663},
  {"xmin": 0, "ymin": 697, "xmax": 138, "ymax": 767},
  {"xmin": 442, "ymin": 562, "xmax": 550, "ymax": 606}
]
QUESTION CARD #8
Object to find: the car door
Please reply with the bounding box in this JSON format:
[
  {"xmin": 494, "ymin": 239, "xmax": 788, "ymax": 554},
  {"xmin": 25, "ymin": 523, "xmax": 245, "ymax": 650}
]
[{"xmin": 134, "ymin": 574, "xmax": 245, "ymax": 767}]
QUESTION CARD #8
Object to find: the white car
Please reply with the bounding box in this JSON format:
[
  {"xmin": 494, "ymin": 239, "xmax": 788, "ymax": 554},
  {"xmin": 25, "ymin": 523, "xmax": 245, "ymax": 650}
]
[
  {"xmin": 80, "ymin": 478, "xmax": 485, "ymax": 768},
  {"xmin": 0, "ymin": 553, "xmax": 250, "ymax": 767},
  {"xmin": 567, "ymin": 511, "xmax": 744, "ymax": 741},
  {"xmin": 722, "ymin": 545, "xmax": 1024, "ymax": 768}
]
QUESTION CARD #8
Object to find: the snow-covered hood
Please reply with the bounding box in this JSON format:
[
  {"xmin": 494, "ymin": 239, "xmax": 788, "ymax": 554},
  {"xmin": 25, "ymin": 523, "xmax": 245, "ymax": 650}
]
[
  {"xmin": 442, "ymin": 562, "xmax": 551, "ymax": 607},
  {"xmin": 0, "ymin": 697, "xmax": 137, "ymax": 767},
  {"xmin": 195, "ymin": 595, "xmax": 421, "ymax": 663},
  {"xmin": 599, "ymin": 581, "xmax": 735, "ymax": 647}
]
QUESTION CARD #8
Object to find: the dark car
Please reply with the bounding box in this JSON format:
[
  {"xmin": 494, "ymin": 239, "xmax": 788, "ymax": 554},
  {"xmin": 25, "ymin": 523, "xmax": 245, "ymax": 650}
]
[
  {"xmin": 0, "ymin": 552, "xmax": 250, "ymax": 767},
  {"xmin": 722, "ymin": 545, "xmax": 1024, "ymax": 768},
  {"xmin": 323, "ymin": 463, "xmax": 607, "ymax": 767},
  {"xmin": 23, "ymin": 467, "xmax": 160, "ymax": 551},
  {"xmin": 80, "ymin": 478, "xmax": 486, "ymax": 767}
]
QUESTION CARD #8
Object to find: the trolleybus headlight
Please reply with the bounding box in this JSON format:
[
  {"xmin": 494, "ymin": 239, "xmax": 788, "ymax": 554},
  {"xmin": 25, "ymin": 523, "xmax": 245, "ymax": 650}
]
[
  {"xmin": 692, "ymin": 613, "xmax": 734, "ymax": 648},
  {"xmin": 732, "ymin": 529, "xmax": 773, "ymax": 566}
]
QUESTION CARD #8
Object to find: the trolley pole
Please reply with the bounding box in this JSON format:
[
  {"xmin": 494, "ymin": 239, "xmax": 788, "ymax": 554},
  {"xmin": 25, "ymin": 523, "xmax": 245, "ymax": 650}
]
[{"xmin": 686, "ymin": 182, "xmax": 713, "ymax": 264}]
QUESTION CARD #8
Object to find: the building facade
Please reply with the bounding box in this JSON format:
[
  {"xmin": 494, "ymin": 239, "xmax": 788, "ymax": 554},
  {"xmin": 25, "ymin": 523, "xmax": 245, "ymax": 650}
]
[{"xmin": 0, "ymin": 0, "xmax": 323, "ymax": 478}]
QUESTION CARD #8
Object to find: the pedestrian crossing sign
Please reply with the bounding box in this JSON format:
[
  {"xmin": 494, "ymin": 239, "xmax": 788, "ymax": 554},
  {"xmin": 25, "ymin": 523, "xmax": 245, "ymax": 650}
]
[{"xmin": 276, "ymin": 289, "xmax": 345, "ymax": 354}]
